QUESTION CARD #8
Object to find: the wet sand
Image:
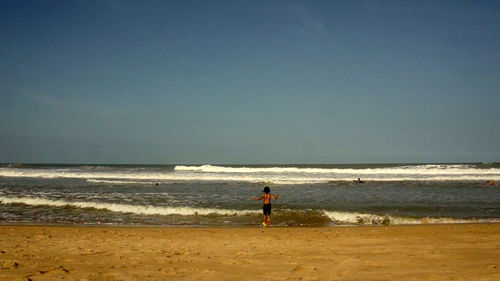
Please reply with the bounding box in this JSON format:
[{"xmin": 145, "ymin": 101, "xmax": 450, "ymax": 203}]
[{"xmin": 0, "ymin": 224, "xmax": 499, "ymax": 280}]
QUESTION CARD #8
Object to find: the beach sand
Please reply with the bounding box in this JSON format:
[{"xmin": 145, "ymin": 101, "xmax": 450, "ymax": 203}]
[{"xmin": 0, "ymin": 224, "xmax": 498, "ymax": 280}]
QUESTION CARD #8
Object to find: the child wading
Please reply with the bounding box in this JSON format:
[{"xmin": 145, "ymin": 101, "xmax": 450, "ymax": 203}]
[{"xmin": 252, "ymin": 186, "xmax": 279, "ymax": 227}]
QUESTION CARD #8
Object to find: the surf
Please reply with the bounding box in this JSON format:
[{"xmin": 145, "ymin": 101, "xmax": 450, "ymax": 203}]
[
  {"xmin": 0, "ymin": 196, "xmax": 257, "ymax": 216},
  {"xmin": 1, "ymin": 164, "xmax": 499, "ymax": 184},
  {"xmin": 1, "ymin": 195, "xmax": 497, "ymax": 226}
]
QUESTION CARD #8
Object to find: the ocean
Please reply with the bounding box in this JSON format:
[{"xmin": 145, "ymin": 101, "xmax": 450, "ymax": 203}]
[{"xmin": 0, "ymin": 163, "xmax": 499, "ymax": 227}]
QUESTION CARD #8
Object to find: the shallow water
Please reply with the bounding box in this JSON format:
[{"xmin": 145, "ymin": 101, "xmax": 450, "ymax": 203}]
[{"xmin": 0, "ymin": 163, "xmax": 499, "ymax": 226}]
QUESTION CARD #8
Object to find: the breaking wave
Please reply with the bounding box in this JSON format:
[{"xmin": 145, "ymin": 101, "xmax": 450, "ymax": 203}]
[
  {"xmin": 1, "ymin": 196, "xmax": 497, "ymax": 226},
  {"xmin": 175, "ymin": 164, "xmax": 499, "ymax": 175},
  {"xmin": 0, "ymin": 196, "xmax": 256, "ymax": 216},
  {"xmin": 86, "ymin": 179, "xmax": 158, "ymax": 185},
  {"xmin": 0, "ymin": 163, "xmax": 499, "ymax": 184}
]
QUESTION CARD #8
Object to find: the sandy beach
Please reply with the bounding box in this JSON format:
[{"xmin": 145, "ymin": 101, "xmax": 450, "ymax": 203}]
[{"xmin": 0, "ymin": 224, "xmax": 498, "ymax": 280}]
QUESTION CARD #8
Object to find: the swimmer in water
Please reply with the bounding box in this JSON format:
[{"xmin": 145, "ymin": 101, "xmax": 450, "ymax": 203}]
[
  {"xmin": 353, "ymin": 178, "xmax": 364, "ymax": 183},
  {"xmin": 486, "ymin": 180, "xmax": 497, "ymax": 186}
]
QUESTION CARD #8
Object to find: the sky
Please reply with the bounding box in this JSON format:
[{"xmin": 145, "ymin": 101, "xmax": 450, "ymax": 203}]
[{"xmin": 0, "ymin": 0, "xmax": 499, "ymax": 164}]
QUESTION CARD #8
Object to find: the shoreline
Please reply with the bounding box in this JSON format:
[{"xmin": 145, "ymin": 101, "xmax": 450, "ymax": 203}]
[
  {"xmin": 1, "ymin": 221, "xmax": 498, "ymax": 228},
  {"xmin": 1, "ymin": 223, "xmax": 499, "ymax": 280}
]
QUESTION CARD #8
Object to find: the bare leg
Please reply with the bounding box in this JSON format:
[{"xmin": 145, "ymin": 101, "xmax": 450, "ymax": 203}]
[
  {"xmin": 267, "ymin": 216, "xmax": 271, "ymax": 225},
  {"xmin": 262, "ymin": 215, "xmax": 267, "ymax": 226}
]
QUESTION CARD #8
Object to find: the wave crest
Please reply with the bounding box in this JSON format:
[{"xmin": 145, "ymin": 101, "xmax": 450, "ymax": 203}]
[
  {"xmin": 1, "ymin": 196, "xmax": 498, "ymax": 226},
  {"xmin": 1, "ymin": 165, "xmax": 499, "ymax": 184},
  {"xmin": 0, "ymin": 196, "xmax": 257, "ymax": 216},
  {"xmin": 174, "ymin": 164, "xmax": 498, "ymax": 175}
]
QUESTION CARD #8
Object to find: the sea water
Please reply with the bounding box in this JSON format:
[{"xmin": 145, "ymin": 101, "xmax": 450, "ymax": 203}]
[{"xmin": 0, "ymin": 163, "xmax": 499, "ymax": 226}]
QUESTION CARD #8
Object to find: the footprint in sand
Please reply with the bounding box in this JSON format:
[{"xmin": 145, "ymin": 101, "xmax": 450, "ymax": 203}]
[
  {"xmin": 293, "ymin": 265, "xmax": 304, "ymax": 272},
  {"xmin": 25, "ymin": 266, "xmax": 69, "ymax": 281},
  {"xmin": 0, "ymin": 260, "xmax": 19, "ymax": 270}
]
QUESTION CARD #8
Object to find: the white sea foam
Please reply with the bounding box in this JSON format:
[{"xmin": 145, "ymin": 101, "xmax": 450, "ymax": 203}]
[
  {"xmin": 322, "ymin": 210, "xmax": 500, "ymax": 225},
  {"xmin": 175, "ymin": 164, "xmax": 498, "ymax": 175},
  {"xmin": 323, "ymin": 210, "xmax": 394, "ymax": 224},
  {"xmin": 0, "ymin": 196, "xmax": 257, "ymax": 216},
  {"xmin": 1, "ymin": 196, "xmax": 497, "ymax": 225},
  {"xmin": 86, "ymin": 179, "xmax": 158, "ymax": 185}
]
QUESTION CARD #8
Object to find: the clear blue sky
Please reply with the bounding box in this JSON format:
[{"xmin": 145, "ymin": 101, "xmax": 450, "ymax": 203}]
[{"xmin": 1, "ymin": 0, "xmax": 499, "ymax": 164}]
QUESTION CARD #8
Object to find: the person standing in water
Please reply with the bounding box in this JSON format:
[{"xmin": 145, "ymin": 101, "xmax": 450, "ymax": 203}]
[{"xmin": 252, "ymin": 186, "xmax": 279, "ymax": 227}]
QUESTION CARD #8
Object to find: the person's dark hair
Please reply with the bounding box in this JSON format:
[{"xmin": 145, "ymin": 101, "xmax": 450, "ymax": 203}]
[{"xmin": 263, "ymin": 186, "xmax": 270, "ymax": 194}]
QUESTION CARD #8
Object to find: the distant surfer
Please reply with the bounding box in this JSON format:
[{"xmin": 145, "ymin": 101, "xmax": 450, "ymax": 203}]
[
  {"xmin": 485, "ymin": 180, "xmax": 497, "ymax": 186},
  {"xmin": 353, "ymin": 178, "xmax": 364, "ymax": 183},
  {"xmin": 252, "ymin": 186, "xmax": 279, "ymax": 227}
]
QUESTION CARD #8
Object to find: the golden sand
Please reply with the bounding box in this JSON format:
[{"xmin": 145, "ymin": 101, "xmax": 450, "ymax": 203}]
[{"xmin": 0, "ymin": 224, "xmax": 499, "ymax": 280}]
